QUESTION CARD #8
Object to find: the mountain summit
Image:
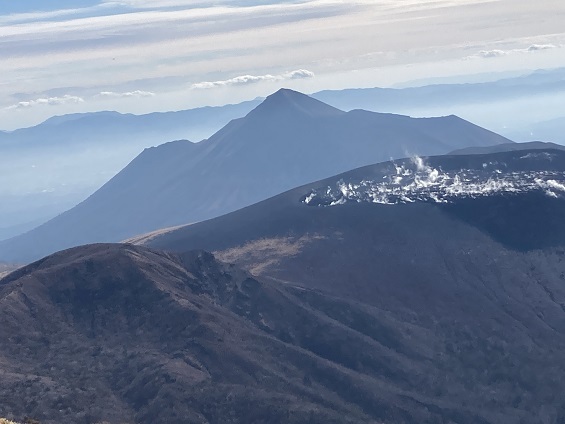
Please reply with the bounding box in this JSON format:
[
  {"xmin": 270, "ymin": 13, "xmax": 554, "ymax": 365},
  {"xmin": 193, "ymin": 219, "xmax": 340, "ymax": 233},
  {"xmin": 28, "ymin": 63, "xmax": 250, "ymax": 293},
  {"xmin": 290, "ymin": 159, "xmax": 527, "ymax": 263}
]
[
  {"xmin": 248, "ymin": 88, "xmax": 343, "ymax": 119},
  {"xmin": 0, "ymin": 89, "xmax": 511, "ymax": 263}
]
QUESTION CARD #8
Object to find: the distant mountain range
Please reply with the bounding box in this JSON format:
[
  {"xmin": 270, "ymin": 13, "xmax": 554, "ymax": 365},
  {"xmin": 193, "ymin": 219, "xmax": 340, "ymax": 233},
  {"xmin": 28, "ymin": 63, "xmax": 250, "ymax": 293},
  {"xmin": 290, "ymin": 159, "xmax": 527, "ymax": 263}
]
[
  {"xmin": 0, "ymin": 101, "xmax": 260, "ymax": 240},
  {"xmin": 2, "ymin": 68, "xmax": 564, "ymax": 239},
  {"xmin": 312, "ymin": 67, "xmax": 565, "ymax": 144},
  {"xmin": 313, "ymin": 67, "xmax": 565, "ymax": 113},
  {"xmin": 511, "ymin": 116, "xmax": 565, "ymax": 144},
  {"xmin": 2, "ymin": 147, "xmax": 565, "ymax": 423},
  {"xmin": 0, "ymin": 89, "xmax": 510, "ymax": 263},
  {"xmin": 0, "ymin": 101, "xmax": 261, "ymax": 152}
]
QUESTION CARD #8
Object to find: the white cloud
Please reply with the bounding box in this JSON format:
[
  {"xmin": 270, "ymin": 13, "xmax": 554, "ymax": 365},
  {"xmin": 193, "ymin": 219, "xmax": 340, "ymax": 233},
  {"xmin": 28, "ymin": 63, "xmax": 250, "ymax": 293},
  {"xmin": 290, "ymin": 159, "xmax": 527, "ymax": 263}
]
[
  {"xmin": 477, "ymin": 49, "xmax": 508, "ymax": 58},
  {"xmin": 190, "ymin": 69, "xmax": 315, "ymax": 89},
  {"xmin": 527, "ymin": 44, "xmax": 557, "ymax": 51},
  {"xmin": 285, "ymin": 69, "xmax": 316, "ymax": 79},
  {"xmin": 5, "ymin": 95, "xmax": 84, "ymax": 110},
  {"xmin": 469, "ymin": 44, "xmax": 559, "ymax": 59},
  {"xmin": 96, "ymin": 90, "xmax": 156, "ymax": 98}
]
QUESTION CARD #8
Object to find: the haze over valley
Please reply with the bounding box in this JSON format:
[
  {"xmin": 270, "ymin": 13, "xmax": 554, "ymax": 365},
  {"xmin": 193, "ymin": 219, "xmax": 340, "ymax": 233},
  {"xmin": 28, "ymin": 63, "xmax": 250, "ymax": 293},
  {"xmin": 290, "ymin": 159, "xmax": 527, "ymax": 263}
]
[{"xmin": 2, "ymin": 69, "xmax": 565, "ymax": 241}]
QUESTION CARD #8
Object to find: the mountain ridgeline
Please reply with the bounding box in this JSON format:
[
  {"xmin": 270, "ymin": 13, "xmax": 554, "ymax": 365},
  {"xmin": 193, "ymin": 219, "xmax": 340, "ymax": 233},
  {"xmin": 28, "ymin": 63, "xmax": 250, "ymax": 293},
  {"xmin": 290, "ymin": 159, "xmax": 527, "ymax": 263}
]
[
  {"xmin": 0, "ymin": 101, "xmax": 261, "ymax": 241},
  {"xmin": 3, "ymin": 69, "xmax": 564, "ymax": 242},
  {"xmin": 0, "ymin": 89, "xmax": 510, "ymax": 263},
  {"xmin": 140, "ymin": 147, "xmax": 565, "ymax": 256}
]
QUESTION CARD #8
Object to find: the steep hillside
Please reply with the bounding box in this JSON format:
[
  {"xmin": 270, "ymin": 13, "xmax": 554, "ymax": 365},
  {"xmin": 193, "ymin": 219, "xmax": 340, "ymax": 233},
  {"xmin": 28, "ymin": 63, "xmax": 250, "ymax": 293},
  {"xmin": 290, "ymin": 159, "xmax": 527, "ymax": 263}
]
[
  {"xmin": 133, "ymin": 149, "xmax": 565, "ymax": 423},
  {"xmin": 2, "ymin": 150, "xmax": 565, "ymax": 423},
  {"xmin": 0, "ymin": 244, "xmax": 511, "ymax": 424}
]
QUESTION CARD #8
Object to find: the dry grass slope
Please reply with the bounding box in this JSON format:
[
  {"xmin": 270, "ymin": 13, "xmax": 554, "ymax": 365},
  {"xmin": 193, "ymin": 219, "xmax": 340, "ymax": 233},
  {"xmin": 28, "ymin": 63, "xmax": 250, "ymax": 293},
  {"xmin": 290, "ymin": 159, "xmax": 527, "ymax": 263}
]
[
  {"xmin": 0, "ymin": 418, "xmax": 41, "ymax": 424},
  {"xmin": 214, "ymin": 235, "xmax": 325, "ymax": 275},
  {"xmin": 0, "ymin": 263, "xmax": 19, "ymax": 278}
]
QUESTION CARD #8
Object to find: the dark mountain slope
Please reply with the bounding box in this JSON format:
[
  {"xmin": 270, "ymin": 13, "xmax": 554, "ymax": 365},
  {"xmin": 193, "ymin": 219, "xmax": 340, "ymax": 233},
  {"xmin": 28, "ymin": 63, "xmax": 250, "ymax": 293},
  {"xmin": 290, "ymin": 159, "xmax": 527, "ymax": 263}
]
[
  {"xmin": 0, "ymin": 244, "xmax": 507, "ymax": 424},
  {"xmin": 0, "ymin": 244, "xmax": 376, "ymax": 424},
  {"xmin": 0, "ymin": 89, "xmax": 510, "ymax": 263},
  {"xmin": 3, "ymin": 151, "xmax": 565, "ymax": 423},
  {"xmin": 142, "ymin": 148, "xmax": 565, "ymax": 254},
  {"xmin": 131, "ymin": 149, "xmax": 565, "ymax": 423}
]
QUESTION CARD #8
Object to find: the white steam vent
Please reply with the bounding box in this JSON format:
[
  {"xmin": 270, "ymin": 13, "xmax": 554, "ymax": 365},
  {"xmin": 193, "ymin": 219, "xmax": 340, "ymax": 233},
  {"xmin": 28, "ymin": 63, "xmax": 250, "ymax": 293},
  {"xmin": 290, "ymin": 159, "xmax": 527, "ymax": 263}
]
[{"xmin": 303, "ymin": 156, "xmax": 565, "ymax": 207}]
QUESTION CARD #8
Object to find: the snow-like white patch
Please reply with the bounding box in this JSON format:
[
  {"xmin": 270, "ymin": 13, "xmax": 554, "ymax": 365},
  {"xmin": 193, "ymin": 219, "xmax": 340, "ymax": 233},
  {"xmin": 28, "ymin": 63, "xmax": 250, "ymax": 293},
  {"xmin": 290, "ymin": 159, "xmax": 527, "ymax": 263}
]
[
  {"xmin": 520, "ymin": 152, "xmax": 557, "ymax": 160},
  {"xmin": 302, "ymin": 158, "xmax": 565, "ymax": 207},
  {"xmin": 545, "ymin": 179, "xmax": 565, "ymax": 192},
  {"xmin": 303, "ymin": 192, "xmax": 316, "ymax": 205}
]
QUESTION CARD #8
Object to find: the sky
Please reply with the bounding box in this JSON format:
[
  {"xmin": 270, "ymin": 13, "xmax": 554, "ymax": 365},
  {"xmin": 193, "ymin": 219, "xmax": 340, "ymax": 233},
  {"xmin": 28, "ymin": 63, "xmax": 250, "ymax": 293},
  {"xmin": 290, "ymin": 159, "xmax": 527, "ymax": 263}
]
[{"xmin": 1, "ymin": 0, "xmax": 565, "ymax": 130}]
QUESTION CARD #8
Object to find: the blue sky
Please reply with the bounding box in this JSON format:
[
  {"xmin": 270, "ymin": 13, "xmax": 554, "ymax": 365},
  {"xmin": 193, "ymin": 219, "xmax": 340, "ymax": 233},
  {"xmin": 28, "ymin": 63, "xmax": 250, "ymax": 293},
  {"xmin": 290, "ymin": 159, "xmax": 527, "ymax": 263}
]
[
  {"xmin": 1, "ymin": 0, "xmax": 564, "ymax": 130},
  {"xmin": 0, "ymin": 1, "xmax": 99, "ymax": 13}
]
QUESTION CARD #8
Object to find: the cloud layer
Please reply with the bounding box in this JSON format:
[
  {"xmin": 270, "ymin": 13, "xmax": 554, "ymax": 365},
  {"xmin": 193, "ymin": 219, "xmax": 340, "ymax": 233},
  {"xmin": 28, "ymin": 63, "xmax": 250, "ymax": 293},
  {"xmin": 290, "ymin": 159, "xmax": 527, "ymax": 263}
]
[
  {"xmin": 471, "ymin": 44, "xmax": 559, "ymax": 59},
  {"xmin": 97, "ymin": 90, "xmax": 156, "ymax": 98},
  {"xmin": 190, "ymin": 70, "xmax": 315, "ymax": 89},
  {"xmin": 6, "ymin": 95, "xmax": 84, "ymax": 110}
]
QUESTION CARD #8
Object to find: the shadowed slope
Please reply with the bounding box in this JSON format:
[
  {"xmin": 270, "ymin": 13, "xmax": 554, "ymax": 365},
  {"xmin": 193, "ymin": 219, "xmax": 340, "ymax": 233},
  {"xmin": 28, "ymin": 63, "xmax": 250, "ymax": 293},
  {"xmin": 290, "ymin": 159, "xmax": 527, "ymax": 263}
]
[
  {"xmin": 0, "ymin": 244, "xmax": 378, "ymax": 423},
  {"xmin": 132, "ymin": 150, "xmax": 565, "ymax": 423},
  {"xmin": 0, "ymin": 244, "xmax": 512, "ymax": 424}
]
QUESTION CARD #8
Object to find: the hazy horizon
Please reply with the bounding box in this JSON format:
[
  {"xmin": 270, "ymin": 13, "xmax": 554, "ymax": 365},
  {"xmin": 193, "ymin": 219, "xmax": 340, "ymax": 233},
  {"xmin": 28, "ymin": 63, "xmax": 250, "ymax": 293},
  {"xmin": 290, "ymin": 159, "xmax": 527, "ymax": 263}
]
[
  {"xmin": 1, "ymin": 0, "xmax": 564, "ymax": 243},
  {"xmin": 1, "ymin": 0, "xmax": 564, "ymax": 130}
]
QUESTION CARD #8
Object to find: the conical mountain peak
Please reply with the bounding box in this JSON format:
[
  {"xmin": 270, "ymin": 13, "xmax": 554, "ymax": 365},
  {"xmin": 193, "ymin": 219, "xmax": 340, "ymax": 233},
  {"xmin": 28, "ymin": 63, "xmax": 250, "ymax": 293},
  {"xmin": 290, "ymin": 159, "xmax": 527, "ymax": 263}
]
[{"xmin": 248, "ymin": 88, "xmax": 344, "ymax": 119}]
